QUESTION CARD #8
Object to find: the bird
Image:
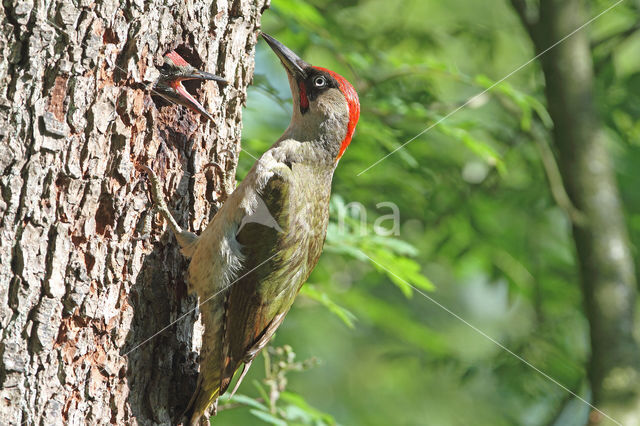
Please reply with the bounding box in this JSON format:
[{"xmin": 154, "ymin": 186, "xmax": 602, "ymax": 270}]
[
  {"xmin": 153, "ymin": 50, "xmax": 227, "ymax": 121},
  {"xmin": 141, "ymin": 33, "xmax": 360, "ymax": 425}
]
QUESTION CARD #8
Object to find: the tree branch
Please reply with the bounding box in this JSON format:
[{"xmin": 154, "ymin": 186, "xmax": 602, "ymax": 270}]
[
  {"xmin": 592, "ymin": 22, "xmax": 640, "ymax": 49},
  {"xmin": 531, "ymin": 129, "xmax": 588, "ymax": 227},
  {"xmin": 509, "ymin": 0, "xmax": 539, "ymax": 40}
]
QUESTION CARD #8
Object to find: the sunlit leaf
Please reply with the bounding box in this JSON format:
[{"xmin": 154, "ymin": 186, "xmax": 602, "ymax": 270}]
[
  {"xmin": 281, "ymin": 391, "xmax": 337, "ymax": 425},
  {"xmin": 300, "ymin": 284, "xmax": 357, "ymax": 328},
  {"xmin": 223, "ymin": 394, "xmax": 269, "ymax": 411},
  {"xmin": 249, "ymin": 409, "xmax": 287, "ymax": 426}
]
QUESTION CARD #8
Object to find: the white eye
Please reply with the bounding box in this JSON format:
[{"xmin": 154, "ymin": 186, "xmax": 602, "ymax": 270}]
[{"xmin": 314, "ymin": 76, "xmax": 326, "ymax": 87}]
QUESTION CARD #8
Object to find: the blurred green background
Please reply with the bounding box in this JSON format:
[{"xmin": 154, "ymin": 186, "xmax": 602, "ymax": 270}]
[{"xmin": 216, "ymin": 0, "xmax": 640, "ymax": 424}]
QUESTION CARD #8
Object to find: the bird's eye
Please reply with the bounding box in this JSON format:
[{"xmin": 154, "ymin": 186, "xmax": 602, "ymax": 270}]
[{"xmin": 314, "ymin": 76, "xmax": 326, "ymax": 87}]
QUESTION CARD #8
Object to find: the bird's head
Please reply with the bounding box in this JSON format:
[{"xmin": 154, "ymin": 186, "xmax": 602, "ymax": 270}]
[
  {"xmin": 153, "ymin": 51, "xmax": 227, "ymax": 121},
  {"xmin": 262, "ymin": 33, "xmax": 360, "ymax": 162}
]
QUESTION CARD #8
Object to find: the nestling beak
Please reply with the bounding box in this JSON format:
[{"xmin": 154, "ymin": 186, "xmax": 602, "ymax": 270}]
[
  {"xmin": 261, "ymin": 33, "xmax": 310, "ymax": 81},
  {"xmin": 153, "ymin": 51, "xmax": 227, "ymax": 121},
  {"xmin": 181, "ymin": 70, "xmax": 228, "ymax": 84}
]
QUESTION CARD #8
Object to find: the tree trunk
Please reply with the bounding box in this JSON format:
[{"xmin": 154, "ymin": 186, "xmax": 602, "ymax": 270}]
[
  {"xmin": 0, "ymin": 0, "xmax": 267, "ymax": 424},
  {"xmin": 511, "ymin": 0, "xmax": 640, "ymax": 424}
]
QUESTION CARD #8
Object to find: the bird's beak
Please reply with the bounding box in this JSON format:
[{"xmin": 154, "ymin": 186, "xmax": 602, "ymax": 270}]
[
  {"xmin": 181, "ymin": 70, "xmax": 228, "ymax": 84},
  {"xmin": 154, "ymin": 81, "xmax": 214, "ymax": 121},
  {"xmin": 261, "ymin": 33, "xmax": 309, "ymax": 80},
  {"xmin": 154, "ymin": 71, "xmax": 226, "ymax": 122}
]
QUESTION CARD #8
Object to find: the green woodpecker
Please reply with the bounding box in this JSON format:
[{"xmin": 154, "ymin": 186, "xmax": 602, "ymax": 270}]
[{"xmin": 142, "ymin": 33, "xmax": 360, "ymax": 424}]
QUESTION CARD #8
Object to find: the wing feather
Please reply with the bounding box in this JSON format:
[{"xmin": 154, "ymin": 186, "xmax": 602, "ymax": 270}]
[{"xmin": 186, "ymin": 149, "xmax": 332, "ymax": 424}]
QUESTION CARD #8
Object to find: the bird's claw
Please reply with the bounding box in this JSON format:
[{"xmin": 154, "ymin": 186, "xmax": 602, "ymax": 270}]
[
  {"xmin": 137, "ymin": 164, "xmax": 183, "ymax": 235},
  {"xmin": 137, "ymin": 163, "xmax": 199, "ymax": 256}
]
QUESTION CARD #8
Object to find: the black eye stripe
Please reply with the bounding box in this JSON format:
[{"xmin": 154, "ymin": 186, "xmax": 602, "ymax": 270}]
[
  {"xmin": 298, "ymin": 69, "xmax": 342, "ymax": 114},
  {"xmin": 313, "ymin": 72, "xmax": 338, "ymax": 88},
  {"xmin": 303, "ymin": 71, "xmax": 339, "ymax": 105}
]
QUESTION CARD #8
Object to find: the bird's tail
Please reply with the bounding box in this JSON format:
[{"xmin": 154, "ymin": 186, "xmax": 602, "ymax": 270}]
[{"xmin": 182, "ymin": 374, "xmax": 220, "ymax": 426}]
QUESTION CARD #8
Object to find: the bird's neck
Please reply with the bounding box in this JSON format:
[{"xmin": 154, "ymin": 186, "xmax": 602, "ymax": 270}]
[{"xmin": 278, "ymin": 112, "xmax": 348, "ymax": 164}]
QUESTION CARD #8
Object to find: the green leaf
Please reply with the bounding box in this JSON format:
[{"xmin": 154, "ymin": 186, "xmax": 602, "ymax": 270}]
[
  {"xmin": 323, "ymin": 240, "xmax": 369, "ymax": 262},
  {"xmin": 271, "ymin": 0, "xmax": 326, "ymax": 27},
  {"xmin": 364, "ymin": 248, "xmax": 436, "ymax": 296},
  {"xmin": 367, "ymin": 235, "xmax": 419, "ymax": 257},
  {"xmin": 280, "ymin": 391, "xmax": 337, "ymax": 425},
  {"xmin": 224, "ymin": 394, "xmax": 269, "ymax": 411},
  {"xmin": 343, "ymin": 289, "xmax": 449, "ymax": 356},
  {"xmin": 437, "ymin": 123, "xmax": 506, "ymax": 175},
  {"xmin": 249, "ymin": 409, "xmax": 287, "ymax": 426},
  {"xmin": 300, "ymin": 284, "xmax": 357, "ymax": 328},
  {"xmin": 253, "ymin": 380, "xmax": 271, "ymax": 408}
]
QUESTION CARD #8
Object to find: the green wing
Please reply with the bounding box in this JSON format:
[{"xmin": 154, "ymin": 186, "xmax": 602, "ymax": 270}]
[
  {"xmin": 187, "ymin": 162, "xmax": 330, "ymax": 423},
  {"xmin": 220, "ymin": 167, "xmax": 310, "ymax": 393}
]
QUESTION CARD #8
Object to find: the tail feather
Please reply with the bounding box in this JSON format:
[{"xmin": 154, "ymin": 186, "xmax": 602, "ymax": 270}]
[
  {"xmin": 182, "ymin": 375, "xmax": 220, "ymax": 426},
  {"xmin": 228, "ymin": 360, "xmax": 253, "ymax": 399},
  {"xmin": 182, "ymin": 291, "xmax": 228, "ymax": 424}
]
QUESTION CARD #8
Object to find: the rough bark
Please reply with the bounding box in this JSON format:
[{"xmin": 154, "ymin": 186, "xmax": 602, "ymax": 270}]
[
  {"xmin": 0, "ymin": 0, "xmax": 268, "ymax": 424},
  {"xmin": 511, "ymin": 0, "xmax": 640, "ymax": 424}
]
